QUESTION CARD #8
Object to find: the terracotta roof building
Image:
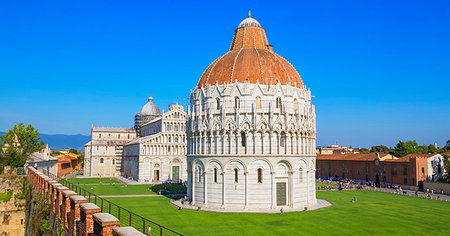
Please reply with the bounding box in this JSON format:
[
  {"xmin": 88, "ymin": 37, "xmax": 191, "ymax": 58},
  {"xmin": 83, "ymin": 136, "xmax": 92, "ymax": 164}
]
[{"xmin": 317, "ymin": 153, "xmax": 430, "ymax": 187}]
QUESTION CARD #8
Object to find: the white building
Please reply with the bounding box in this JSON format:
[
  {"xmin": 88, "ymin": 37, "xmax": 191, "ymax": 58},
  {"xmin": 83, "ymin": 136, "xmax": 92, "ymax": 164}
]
[
  {"xmin": 26, "ymin": 144, "xmax": 58, "ymax": 177},
  {"xmin": 84, "ymin": 96, "xmax": 187, "ymax": 182},
  {"xmin": 186, "ymin": 13, "xmax": 317, "ymax": 211},
  {"xmin": 122, "ymin": 103, "xmax": 187, "ymax": 182},
  {"xmin": 84, "ymin": 127, "xmax": 136, "ymax": 177},
  {"xmin": 427, "ymin": 154, "xmax": 445, "ymax": 181}
]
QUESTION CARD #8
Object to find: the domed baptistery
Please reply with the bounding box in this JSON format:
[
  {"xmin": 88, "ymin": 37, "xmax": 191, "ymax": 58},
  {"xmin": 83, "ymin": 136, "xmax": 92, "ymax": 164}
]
[{"xmin": 186, "ymin": 12, "xmax": 317, "ymax": 212}]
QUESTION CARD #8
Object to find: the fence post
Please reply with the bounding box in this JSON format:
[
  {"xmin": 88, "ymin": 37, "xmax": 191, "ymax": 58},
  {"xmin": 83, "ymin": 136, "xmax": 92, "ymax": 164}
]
[
  {"xmin": 143, "ymin": 218, "xmax": 145, "ymax": 234},
  {"xmin": 118, "ymin": 207, "xmax": 121, "ymax": 222},
  {"xmin": 101, "ymin": 198, "xmax": 103, "ymax": 211},
  {"xmin": 129, "ymin": 212, "xmax": 132, "ymax": 226},
  {"xmin": 160, "ymin": 226, "xmax": 163, "ymax": 236}
]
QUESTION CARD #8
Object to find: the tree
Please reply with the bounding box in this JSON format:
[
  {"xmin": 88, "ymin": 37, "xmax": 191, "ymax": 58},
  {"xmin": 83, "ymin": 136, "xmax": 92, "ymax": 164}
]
[
  {"xmin": 427, "ymin": 144, "xmax": 437, "ymax": 153},
  {"xmin": 443, "ymin": 140, "xmax": 450, "ymax": 151},
  {"xmin": 416, "ymin": 144, "xmax": 428, "ymax": 154},
  {"xmin": 393, "ymin": 140, "xmax": 419, "ymax": 157},
  {"xmin": 69, "ymin": 148, "xmax": 78, "ymax": 154},
  {"xmin": 359, "ymin": 148, "xmax": 370, "ymax": 154},
  {"xmin": 370, "ymin": 145, "xmax": 392, "ymax": 153},
  {"xmin": 443, "ymin": 154, "xmax": 450, "ymax": 182},
  {"xmin": 0, "ymin": 123, "xmax": 44, "ymax": 168}
]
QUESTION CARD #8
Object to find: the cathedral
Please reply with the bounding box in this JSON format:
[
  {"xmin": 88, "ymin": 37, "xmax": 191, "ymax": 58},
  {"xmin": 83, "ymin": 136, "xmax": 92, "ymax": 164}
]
[
  {"xmin": 186, "ymin": 13, "xmax": 317, "ymax": 211},
  {"xmin": 84, "ymin": 96, "xmax": 187, "ymax": 182}
]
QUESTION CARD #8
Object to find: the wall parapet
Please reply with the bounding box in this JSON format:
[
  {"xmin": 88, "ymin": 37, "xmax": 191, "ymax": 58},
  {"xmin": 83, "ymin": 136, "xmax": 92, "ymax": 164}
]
[{"xmin": 27, "ymin": 167, "xmax": 182, "ymax": 236}]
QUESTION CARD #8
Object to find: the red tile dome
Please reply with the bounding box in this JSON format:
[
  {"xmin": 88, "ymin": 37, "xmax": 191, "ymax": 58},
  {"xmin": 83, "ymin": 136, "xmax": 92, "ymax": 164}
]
[{"xmin": 197, "ymin": 14, "xmax": 304, "ymax": 89}]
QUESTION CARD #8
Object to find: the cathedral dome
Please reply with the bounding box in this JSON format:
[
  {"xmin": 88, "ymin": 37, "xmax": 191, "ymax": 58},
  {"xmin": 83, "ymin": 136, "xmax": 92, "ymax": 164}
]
[
  {"xmin": 139, "ymin": 96, "xmax": 161, "ymax": 116},
  {"xmin": 197, "ymin": 14, "xmax": 304, "ymax": 89}
]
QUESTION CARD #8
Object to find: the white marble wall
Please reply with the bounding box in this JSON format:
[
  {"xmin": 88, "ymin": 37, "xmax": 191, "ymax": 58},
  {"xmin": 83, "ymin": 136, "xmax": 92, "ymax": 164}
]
[{"xmin": 187, "ymin": 82, "xmax": 317, "ymax": 210}]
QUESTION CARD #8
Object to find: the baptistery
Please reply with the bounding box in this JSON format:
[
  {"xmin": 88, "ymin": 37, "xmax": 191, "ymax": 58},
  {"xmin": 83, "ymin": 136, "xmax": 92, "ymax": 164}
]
[{"xmin": 186, "ymin": 12, "xmax": 317, "ymax": 211}]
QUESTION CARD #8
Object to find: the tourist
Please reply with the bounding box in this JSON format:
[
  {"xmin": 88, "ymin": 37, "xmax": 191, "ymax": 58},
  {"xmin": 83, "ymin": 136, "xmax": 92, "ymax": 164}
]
[{"xmin": 280, "ymin": 208, "xmax": 284, "ymax": 215}]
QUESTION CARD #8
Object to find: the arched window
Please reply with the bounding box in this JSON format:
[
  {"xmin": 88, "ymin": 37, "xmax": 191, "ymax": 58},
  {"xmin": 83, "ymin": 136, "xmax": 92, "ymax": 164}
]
[
  {"xmin": 100, "ymin": 158, "xmax": 104, "ymax": 164},
  {"xmin": 299, "ymin": 168, "xmax": 304, "ymax": 183},
  {"xmin": 276, "ymin": 97, "xmax": 282, "ymax": 109},
  {"xmin": 99, "ymin": 134, "xmax": 101, "ymax": 138},
  {"xmin": 257, "ymin": 168, "xmax": 263, "ymax": 183},
  {"xmin": 112, "ymin": 159, "xmax": 115, "ymax": 165},
  {"xmin": 241, "ymin": 132, "xmax": 246, "ymax": 147},
  {"xmin": 255, "ymin": 97, "xmax": 261, "ymax": 109},
  {"xmin": 234, "ymin": 168, "xmax": 239, "ymax": 183},
  {"xmin": 280, "ymin": 133, "xmax": 286, "ymax": 147},
  {"xmin": 234, "ymin": 97, "xmax": 240, "ymax": 109},
  {"xmin": 198, "ymin": 167, "xmax": 202, "ymax": 182},
  {"xmin": 293, "ymin": 98, "xmax": 298, "ymax": 112},
  {"xmin": 118, "ymin": 134, "xmax": 120, "ymax": 139},
  {"xmin": 202, "ymin": 99, "xmax": 206, "ymax": 111},
  {"xmin": 214, "ymin": 168, "xmax": 218, "ymax": 183},
  {"xmin": 216, "ymin": 98, "xmax": 220, "ymax": 110}
]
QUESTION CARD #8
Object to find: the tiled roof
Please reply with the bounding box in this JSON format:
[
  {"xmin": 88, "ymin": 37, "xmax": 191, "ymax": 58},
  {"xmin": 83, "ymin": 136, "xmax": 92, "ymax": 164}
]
[
  {"xmin": 316, "ymin": 153, "xmax": 391, "ymax": 161},
  {"xmin": 197, "ymin": 15, "xmax": 303, "ymax": 89},
  {"xmin": 92, "ymin": 127, "xmax": 135, "ymax": 133}
]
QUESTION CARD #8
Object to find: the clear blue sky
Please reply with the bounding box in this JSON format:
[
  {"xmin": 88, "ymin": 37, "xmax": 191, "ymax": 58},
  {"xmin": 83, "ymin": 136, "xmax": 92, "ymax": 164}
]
[{"xmin": 0, "ymin": 0, "xmax": 449, "ymax": 147}]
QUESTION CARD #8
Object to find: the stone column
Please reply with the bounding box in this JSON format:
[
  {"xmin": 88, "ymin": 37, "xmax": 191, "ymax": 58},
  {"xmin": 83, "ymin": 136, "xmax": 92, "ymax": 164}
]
[
  {"xmin": 235, "ymin": 131, "xmax": 240, "ymax": 154},
  {"xmin": 271, "ymin": 171, "xmax": 276, "ymax": 209},
  {"xmin": 80, "ymin": 203, "xmax": 102, "ymax": 236},
  {"xmin": 261, "ymin": 133, "xmax": 265, "ymax": 154},
  {"xmin": 203, "ymin": 171, "xmax": 208, "ymax": 206},
  {"xmin": 93, "ymin": 213, "xmax": 120, "ymax": 236},
  {"xmin": 222, "ymin": 171, "xmax": 226, "ymax": 206},
  {"xmin": 191, "ymin": 168, "xmax": 196, "ymax": 205},
  {"xmin": 288, "ymin": 170, "xmax": 294, "ymax": 208},
  {"xmin": 244, "ymin": 171, "xmax": 248, "ymax": 208}
]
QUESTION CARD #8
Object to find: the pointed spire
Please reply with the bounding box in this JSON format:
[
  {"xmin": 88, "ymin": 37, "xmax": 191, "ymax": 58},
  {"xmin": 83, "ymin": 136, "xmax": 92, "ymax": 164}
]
[{"xmin": 248, "ymin": 9, "xmax": 251, "ymax": 18}]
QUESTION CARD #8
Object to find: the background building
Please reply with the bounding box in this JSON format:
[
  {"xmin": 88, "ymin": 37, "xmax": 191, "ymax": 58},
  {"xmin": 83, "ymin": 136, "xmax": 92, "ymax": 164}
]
[
  {"xmin": 84, "ymin": 96, "xmax": 187, "ymax": 181},
  {"xmin": 186, "ymin": 13, "xmax": 317, "ymax": 211},
  {"xmin": 316, "ymin": 153, "xmax": 445, "ymax": 187},
  {"xmin": 122, "ymin": 103, "xmax": 187, "ymax": 182},
  {"xmin": 84, "ymin": 127, "xmax": 136, "ymax": 177}
]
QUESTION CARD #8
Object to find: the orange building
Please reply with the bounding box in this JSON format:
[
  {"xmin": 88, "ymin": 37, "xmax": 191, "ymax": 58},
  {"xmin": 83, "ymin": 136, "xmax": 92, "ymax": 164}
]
[
  {"xmin": 55, "ymin": 153, "xmax": 81, "ymax": 177},
  {"xmin": 316, "ymin": 153, "xmax": 429, "ymax": 186}
]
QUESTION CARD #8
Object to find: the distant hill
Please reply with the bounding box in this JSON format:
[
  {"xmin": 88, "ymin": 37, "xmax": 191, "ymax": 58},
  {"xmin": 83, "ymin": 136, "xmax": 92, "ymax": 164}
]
[{"xmin": 0, "ymin": 131, "xmax": 90, "ymax": 152}]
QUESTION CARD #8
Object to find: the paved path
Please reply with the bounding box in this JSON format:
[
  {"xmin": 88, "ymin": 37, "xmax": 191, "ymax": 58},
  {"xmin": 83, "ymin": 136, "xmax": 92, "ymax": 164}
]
[{"xmin": 170, "ymin": 199, "xmax": 333, "ymax": 213}]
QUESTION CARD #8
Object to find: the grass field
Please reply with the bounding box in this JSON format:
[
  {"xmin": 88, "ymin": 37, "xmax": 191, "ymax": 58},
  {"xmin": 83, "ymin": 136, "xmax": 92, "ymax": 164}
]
[
  {"xmin": 105, "ymin": 190, "xmax": 450, "ymax": 235},
  {"xmin": 80, "ymin": 184, "xmax": 156, "ymax": 196},
  {"xmin": 67, "ymin": 178, "xmax": 120, "ymax": 184},
  {"xmin": 66, "ymin": 178, "xmax": 155, "ymax": 195}
]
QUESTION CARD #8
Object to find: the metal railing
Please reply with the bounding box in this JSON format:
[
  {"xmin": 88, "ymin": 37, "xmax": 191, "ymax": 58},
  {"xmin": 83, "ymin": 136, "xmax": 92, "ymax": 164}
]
[
  {"xmin": 59, "ymin": 179, "xmax": 182, "ymax": 236},
  {"xmin": 40, "ymin": 169, "xmax": 182, "ymax": 235}
]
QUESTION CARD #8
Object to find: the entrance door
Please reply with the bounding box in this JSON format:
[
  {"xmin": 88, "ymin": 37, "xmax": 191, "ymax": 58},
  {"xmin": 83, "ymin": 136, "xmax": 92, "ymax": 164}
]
[
  {"xmin": 154, "ymin": 170, "xmax": 160, "ymax": 181},
  {"xmin": 276, "ymin": 182, "xmax": 287, "ymax": 206},
  {"xmin": 172, "ymin": 166, "xmax": 180, "ymax": 180}
]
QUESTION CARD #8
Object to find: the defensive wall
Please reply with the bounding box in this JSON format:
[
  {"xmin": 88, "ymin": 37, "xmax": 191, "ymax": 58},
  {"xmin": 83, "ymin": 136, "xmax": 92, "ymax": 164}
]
[{"xmin": 27, "ymin": 167, "xmax": 181, "ymax": 236}]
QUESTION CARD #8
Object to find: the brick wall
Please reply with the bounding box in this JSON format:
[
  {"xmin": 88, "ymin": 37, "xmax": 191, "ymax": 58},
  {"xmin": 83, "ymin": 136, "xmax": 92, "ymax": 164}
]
[{"xmin": 26, "ymin": 167, "xmax": 144, "ymax": 236}]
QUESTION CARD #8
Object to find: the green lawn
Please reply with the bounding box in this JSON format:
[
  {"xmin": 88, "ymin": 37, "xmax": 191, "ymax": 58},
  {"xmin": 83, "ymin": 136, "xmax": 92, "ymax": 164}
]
[
  {"xmin": 78, "ymin": 184, "xmax": 156, "ymax": 196},
  {"xmin": 66, "ymin": 177, "xmax": 120, "ymax": 185},
  {"xmin": 104, "ymin": 191, "xmax": 450, "ymax": 235}
]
